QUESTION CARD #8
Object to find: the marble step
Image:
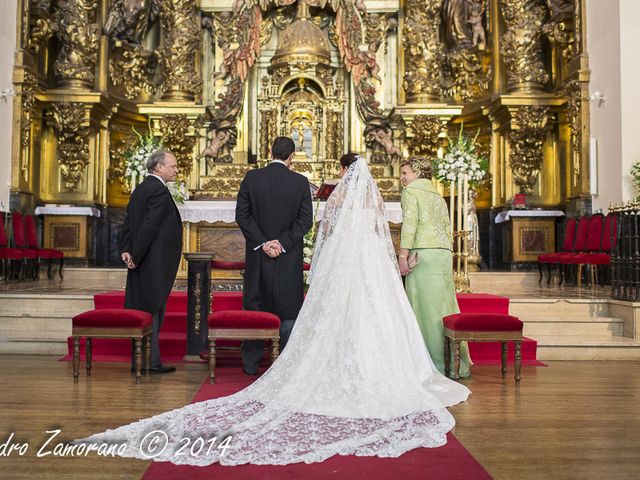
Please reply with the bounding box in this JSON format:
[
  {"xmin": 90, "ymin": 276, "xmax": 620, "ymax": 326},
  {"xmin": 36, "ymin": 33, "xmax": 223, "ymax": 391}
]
[
  {"xmin": 523, "ymin": 316, "xmax": 625, "ymax": 337},
  {"xmin": 536, "ymin": 335, "xmax": 640, "ymax": 361},
  {"xmin": 0, "ymin": 294, "xmax": 93, "ymax": 355},
  {"xmin": 469, "ymin": 272, "xmax": 542, "ymax": 293},
  {"xmin": 509, "ymin": 298, "xmax": 611, "ymax": 319}
]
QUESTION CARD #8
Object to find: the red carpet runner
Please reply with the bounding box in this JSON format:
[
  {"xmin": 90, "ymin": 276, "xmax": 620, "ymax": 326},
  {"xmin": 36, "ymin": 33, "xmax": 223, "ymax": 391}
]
[
  {"xmin": 142, "ymin": 361, "xmax": 493, "ymax": 480},
  {"xmin": 63, "ymin": 291, "xmax": 541, "ymax": 365}
]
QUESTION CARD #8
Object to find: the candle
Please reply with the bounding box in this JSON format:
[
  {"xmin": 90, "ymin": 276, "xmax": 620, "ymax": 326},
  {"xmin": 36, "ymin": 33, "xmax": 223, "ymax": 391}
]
[
  {"xmin": 457, "ymin": 176, "xmax": 462, "ymax": 235},
  {"xmin": 450, "ymin": 180, "xmax": 455, "ymax": 235},
  {"xmin": 463, "ymin": 174, "xmax": 469, "ymax": 231}
]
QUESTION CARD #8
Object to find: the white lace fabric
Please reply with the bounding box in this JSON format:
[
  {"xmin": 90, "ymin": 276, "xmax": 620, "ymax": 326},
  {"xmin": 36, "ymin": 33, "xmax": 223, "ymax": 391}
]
[{"xmin": 77, "ymin": 158, "xmax": 470, "ymax": 466}]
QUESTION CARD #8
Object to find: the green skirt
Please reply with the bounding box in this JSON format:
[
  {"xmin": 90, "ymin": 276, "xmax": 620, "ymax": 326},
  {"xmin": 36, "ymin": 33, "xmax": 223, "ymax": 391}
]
[{"xmin": 405, "ymin": 248, "xmax": 472, "ymax": 378}]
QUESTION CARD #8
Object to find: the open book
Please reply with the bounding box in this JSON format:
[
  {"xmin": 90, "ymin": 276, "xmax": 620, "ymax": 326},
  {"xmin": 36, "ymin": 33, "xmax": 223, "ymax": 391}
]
[{"xmin": 314, "ymin": 180, "xmax": 338, "ymax": 200}]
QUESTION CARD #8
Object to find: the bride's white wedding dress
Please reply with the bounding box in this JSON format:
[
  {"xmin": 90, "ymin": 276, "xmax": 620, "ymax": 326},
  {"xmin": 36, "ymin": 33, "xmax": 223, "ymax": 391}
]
[{"xmin": 77, "ymin": 159, "xmax": 470, "ymax": 466}]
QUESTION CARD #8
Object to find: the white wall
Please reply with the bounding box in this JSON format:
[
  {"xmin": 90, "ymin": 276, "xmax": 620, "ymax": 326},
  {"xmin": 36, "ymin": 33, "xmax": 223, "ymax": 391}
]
[
  {"xmin": 0, "ymin": 1, "xmax": 16, "ymax": 212},
  {"xmin": 618, "ymin": 0, "xmax": 640, "ymax": 203},
  {"xmin": 588, "ymin": 0, "xmax": 640, "ymax": 210}
]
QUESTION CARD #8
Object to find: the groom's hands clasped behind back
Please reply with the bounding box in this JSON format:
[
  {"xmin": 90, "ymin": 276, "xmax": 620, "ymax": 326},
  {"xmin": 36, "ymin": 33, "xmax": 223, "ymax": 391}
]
[{"xmin": 262, "ymin": 239, "xmax": 284, "ymax": 258}]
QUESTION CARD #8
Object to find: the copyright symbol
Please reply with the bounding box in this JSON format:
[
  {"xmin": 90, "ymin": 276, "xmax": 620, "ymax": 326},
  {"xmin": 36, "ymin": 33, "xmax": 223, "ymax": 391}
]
[{"xmin": 139, "ymin": 430, "xmax": 168, "ymax": 459}]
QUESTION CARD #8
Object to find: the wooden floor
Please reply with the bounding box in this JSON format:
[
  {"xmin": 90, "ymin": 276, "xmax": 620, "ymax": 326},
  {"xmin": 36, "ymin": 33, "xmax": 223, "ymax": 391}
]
[{"xmin": 0, "ymin": 356, "xmax": 638, "ymax": 479}]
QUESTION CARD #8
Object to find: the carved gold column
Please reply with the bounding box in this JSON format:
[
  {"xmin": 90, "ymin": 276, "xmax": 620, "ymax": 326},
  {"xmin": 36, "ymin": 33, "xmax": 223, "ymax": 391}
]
[
  {"xmin": 34, "ymin": 0, "xmax": 100, "ymax": 90},
  {"xmin": 402, "ymin": 0, "xmax": 444, "ymax": 103},
  {"xmin": 158, "ymin": 0, "xmax": 202, "ymax": 102},
  {"xmin": 500, "ymin": 0, "xmax": 549, "ymax": 93}
]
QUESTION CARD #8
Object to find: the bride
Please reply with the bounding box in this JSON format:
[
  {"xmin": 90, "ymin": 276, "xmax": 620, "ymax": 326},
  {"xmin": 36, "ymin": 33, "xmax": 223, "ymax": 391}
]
[{"xmin": 77, "ymin": 156, "xmax": 470, "ymax": 466}]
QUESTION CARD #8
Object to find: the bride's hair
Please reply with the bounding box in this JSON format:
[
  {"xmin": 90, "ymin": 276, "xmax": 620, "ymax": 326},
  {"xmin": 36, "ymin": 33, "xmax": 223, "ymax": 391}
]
[
  {"xmin": 340, "ymin": 152, "xmax": 360, "ymax": 169},
  {"xmin": 401, "ymin": 156, "xmax": 433, "ymax": 180}
]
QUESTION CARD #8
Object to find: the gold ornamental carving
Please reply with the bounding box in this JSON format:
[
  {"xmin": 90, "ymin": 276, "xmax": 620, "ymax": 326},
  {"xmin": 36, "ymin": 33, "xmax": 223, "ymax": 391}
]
[
  {"xmin": 500, "ymin": 0, "xmax": 549, "ymax": 92},
  {"xmin": 543, "ymin": 17, "xmax": 574, "ymax": 64},
  {"xmin": 565, "ymin": 79, "xmax": 582, "ymax": 158},
  {"xmin": 31, "ymin": 0, "xmax": 100, "ymax": 89},
  {"xmin": 50, "ymin": 103, "xmax": 91, "ymax": 191},
  {"xmin": 509, "ymin": 105, "xmax": 552, "ymax": 195},
  {"xmin": 336, "ymin": 0, "xmax": 399, "ymax": 164},
  {"xmin": 108, "ymin": 132, "xmax": 138, "ymax": 191},
  {"xmin": 20, "ymin": 70, "xmax": 38, "ymax": 150},
  {"xmin": 325, "ymin": 110, "xmax": 343, "ymax": 161},
  {"xmin": 158, "ymin": 114, "xmax": 199, "ymax": 182},
  {"xmin": 193, "ymin": 270, "xmax": 201, "ymax": 335},
  {"xmin": 108, "ymin": 44, "xmax": 159, "ymax": 99},
  {"xmin": 402, "ymin": 0, "xmax": 444, "ymax": 102},
  {"xmin": 442, "ymin": 49, "xmax": 491, "ymax": 102},
  {"xmin": 407, "ymin": 116, "xmax": 442, "ymax": 158},
  {"xmin": 158, "ymin": 0, "xmax": 202, "ymax": 101}
]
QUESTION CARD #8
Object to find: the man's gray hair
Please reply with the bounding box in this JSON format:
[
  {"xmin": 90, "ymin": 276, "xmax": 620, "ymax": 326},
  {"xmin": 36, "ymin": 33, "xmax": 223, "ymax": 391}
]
[{"xmin": 147, "ymin": 150, "xmax": 173, "ymax": 173}]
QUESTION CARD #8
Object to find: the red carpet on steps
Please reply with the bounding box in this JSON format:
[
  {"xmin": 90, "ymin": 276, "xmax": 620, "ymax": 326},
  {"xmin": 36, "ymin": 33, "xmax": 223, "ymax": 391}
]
[
  {"xmin": 63, "ymin": 291, "xmax": 541, "ymax": 365},
  {"xmin": 142, "ymin": 360, "xmax": 492, "ymax": 480}
]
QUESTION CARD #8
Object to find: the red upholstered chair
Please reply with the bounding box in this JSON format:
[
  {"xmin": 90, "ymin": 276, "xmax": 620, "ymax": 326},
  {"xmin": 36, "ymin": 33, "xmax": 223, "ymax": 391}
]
[
  {"xmin": 8, "ymin": 212, "xmax": 38, "ymax": 280},
  {"xmin": 572, "ymin": 213, "xmax": 617, "ymax": 286},
  {"xmin": 538, "ymin": 217, "xmax": 576, "ymax": 284},
  {"xmin": 552, "ymin": 215, "xmax": 591, "ymax": 286},
  {"xmin": 211, "ymin": 260, "xmax": 246, "ymax": 271},
  {"xmin": 25, "ymin": 214, "xmax": 64, "ymax": 280},
  {"xmin": 443, "ymin": 313, "xmax": 524, "ymax": 384},
  {"xmin": 207, "ymin": 310, "xmax": 280, "ymax": 383},
  {"xmin": 0, "ymin": 213, "xmax": 24, "ymax": 281},
  {"xmin": 72, "ymin": 309, "xmax": 153, "ymax": 384},
  {"xmin": 561, "ymin": 214, "xmax": 605, "ymax": 287}
]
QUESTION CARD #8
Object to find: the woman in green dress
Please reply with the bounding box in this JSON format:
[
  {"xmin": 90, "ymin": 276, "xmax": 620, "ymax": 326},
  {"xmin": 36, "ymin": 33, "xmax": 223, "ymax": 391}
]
[{"xmin": 398, "ymin": 157, "xmax": 472, "ymax": 378}]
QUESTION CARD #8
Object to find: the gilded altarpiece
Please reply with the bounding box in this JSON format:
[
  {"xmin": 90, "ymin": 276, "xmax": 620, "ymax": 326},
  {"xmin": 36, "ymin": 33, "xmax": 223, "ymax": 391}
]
[{"xmin": 11, "ymin": 0, "xmax": 590, "ymax": 271}]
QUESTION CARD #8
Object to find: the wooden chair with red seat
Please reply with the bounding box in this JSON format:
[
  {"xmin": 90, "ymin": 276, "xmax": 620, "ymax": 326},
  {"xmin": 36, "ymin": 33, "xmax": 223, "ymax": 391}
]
[
  {"xmin": 553, "ymin": 215, "xmax": 591, "ymax": 286},
  {"xmin": 538, "ymin": 217, "xmax": 577, "ymax": 284},
  {"xmin": 573, "ymin": 213, "xmax": 616, "ymax": 286},
  {"xmin": 211, "ymin": 259, "xmax": 246, "ymax": 272},
  {"xmin": 71, "ymin": 308, "xmax": 153, "ymax": 384},
  {"xmin": 563, "ymin": 214, "xmax": 605, "ymax": 287},
  {"xmin": 443, "ymin": 313, "xmax": 524, "ymax": 384},
  {"xmin": 207, "ymin": 310, "xmax": 281, "ymax": 383},
  {"xmin": 8, "ymin": 212, "xmax": 38, "ymax": 280},
  {"xmin": 24, "ymin": 214, "xmax": 64, "ymax": 279},
  {"xmin": 0, "ymin": 213, "xmax": 24, "ymax": 281}
]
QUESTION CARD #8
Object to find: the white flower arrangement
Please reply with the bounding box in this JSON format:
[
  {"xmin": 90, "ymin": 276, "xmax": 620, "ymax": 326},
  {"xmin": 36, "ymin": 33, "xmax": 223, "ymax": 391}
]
[
  {"xmin": 123, "ymin": 124, "xmax": 187, "ymax": 204},
  {"xmin": 303, "ymin": 198, "xmax": 322, "ymax": 288},
  {"xmin": 434, "ymin": 124, "xmax": 489, "ymax": 186}
]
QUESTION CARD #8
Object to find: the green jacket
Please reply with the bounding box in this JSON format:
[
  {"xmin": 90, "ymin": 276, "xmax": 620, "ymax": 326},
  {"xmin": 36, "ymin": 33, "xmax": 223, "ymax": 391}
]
[{"xmin": 400, "ymin": 179, "xmax": 453, "ymax": 250}]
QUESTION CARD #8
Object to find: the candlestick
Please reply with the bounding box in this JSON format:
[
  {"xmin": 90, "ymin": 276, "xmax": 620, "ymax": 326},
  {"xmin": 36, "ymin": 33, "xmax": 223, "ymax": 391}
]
[
  {"xmin": 450, "ymin": 180, "xmax": 455, "ymax": 235},
  {"xmin": 463, "ymin": 174, "xmax": 469, "ymax": 232},
  {"xmin": 457, "ymin": 176, "xmax": 462, "ymax": 235}
]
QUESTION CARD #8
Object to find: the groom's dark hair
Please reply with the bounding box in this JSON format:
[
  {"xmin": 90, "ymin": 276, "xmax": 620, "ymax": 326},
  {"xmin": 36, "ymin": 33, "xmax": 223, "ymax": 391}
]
[{"xmin": 271, "ymin": 137, "xmax": 296, "ymax": 160}]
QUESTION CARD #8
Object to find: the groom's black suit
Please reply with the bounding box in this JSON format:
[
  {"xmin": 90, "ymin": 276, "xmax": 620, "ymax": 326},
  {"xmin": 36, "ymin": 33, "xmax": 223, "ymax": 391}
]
[{"xmin": 236, "ymin": 162, "xmax": 312, "ymax": 372}]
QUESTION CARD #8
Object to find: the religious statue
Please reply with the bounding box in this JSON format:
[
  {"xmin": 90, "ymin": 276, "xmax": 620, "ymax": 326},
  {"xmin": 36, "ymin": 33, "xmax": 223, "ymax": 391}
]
[
  {"xmin": 199, "ymin": 129, "xmax": 234, "ymax": 166},
  {"xmin": 103, "ymin": 0, "xmax": 160, "ymax": 45},
  {"xmin": 468, "ymin": 1, "xmax": 486, "ymax": 50},
  {"xmin": 374, "ymin": 127, "xmax": 402, "ymax": 158}
]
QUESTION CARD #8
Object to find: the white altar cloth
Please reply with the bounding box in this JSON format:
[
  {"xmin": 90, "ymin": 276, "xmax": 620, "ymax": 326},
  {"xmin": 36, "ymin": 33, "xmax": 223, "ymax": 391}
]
[
  {"xmin": 495, "ymin": 209, "xmax": 564, "ymax": 224},
  {"xmin": 177, "ymin": 200, "xmax": 404, "ymax": 224}
]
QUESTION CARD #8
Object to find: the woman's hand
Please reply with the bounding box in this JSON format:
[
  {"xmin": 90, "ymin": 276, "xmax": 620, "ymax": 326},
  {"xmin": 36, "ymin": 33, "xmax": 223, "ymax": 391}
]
[{"xmin": 398, "ymin": 257, "xmax": 411, "ymax": 276}]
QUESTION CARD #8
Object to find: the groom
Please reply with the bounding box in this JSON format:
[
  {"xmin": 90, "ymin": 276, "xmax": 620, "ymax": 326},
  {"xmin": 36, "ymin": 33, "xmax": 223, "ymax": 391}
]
[{"xmin": 235, "ymin": 136, "xmax": 313, "ymax": 375}]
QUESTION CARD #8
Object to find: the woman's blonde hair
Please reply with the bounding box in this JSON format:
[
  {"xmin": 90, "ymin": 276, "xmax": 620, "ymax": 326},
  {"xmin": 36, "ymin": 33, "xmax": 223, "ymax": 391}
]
[{"xmin": 401, "ymin": 156, "xmax": 433, "ymax": 180}]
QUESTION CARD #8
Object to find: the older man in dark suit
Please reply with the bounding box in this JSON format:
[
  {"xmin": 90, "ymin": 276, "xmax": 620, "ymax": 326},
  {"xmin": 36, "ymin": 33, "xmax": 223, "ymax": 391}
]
[
  {"xmin": 236, "ymin": 136, "xmax": 313, "ymax": 375},
  {"xmin": 118, "ymin": 150, "xmax": 183, "ymax": 374}
]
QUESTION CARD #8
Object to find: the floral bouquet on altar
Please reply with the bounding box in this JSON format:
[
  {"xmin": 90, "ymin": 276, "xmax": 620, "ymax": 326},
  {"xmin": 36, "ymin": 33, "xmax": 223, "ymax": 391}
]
[
  {"xmin": 303, "ymin": 199, "xmax": 322, "ymax": 288},
  {"xmin": 434, "ymin": 124, "xmax": 488, "ymax": 186},
  {"xmin": 123, "ymin": 123, "xmax": 187, "ymax": 204}
]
